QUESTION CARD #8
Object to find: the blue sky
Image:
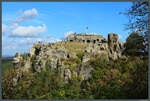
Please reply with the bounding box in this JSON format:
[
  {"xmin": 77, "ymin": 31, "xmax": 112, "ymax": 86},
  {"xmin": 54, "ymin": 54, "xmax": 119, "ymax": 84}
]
[{"xmin": 2, "ymin": 2, "xmax": 132, "ymax": 57}]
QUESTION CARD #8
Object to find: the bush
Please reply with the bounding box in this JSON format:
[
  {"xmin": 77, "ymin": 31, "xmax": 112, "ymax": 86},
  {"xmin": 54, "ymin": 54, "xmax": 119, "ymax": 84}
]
[
  {"xmin": 2, "ymin": 68, "xmax": 18, "ymax": 99},
  {"xmin": 124, "ymin": 32, "xmax": 146, "ymax": 56},
  {"xmin": 76, "ymin": 52, "xmax": 84, "ymax": 61},
  {"xmin": 2, "ymin": 55, "xmax": 148, "ymax": 99}
]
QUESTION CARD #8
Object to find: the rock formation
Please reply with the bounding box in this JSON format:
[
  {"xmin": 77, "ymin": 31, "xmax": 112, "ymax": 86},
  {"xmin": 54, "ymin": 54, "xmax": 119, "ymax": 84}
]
[
  {"xmin": 108, "ymin": 33, "xmax": 119, "ymax": 49},
  {"xmin": 13, "ymin": 33, "xmax": 126, "ymax": 84}
]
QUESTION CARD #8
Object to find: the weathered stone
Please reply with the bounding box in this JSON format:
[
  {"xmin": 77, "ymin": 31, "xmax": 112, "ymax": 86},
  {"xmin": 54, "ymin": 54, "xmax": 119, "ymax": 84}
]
[
  {"xmin": 82, "ymin": 53, "xmax": 91, "ymax": 62},
  {"xmin": 72, "ymin": 71, "xmax": 77, "ymax": 77},
  {"xmin": 80, "ymin": 63, "xmax": 93, "ymax": 80},
  {"xmin": 64, "ymin": 69, "xmax": 71, "ymax": 83},
  {"xmin": 23, "ymin": 60, "xmax": 31, "ymax": 72},
  {"xmin": 108, "ymin": 33, "xmax": 119, "ymax": 49},
  {"xmin": 13, "ymin": 33, "xmax": 126, "ymax": 83},
  {"xmin": 12, "ymin": 69, "xmax": 23, "ymax": 86},
  {"xmin": 29, "ymin": 47, "xmax": 36, "ymax": 57},
  {"xmin": 13, "ymin": 53, "xmax": 23, "ymax": 68},
  {"xmin": 67, "ymin": 33, "xmax": 106, "ymax": 44}
]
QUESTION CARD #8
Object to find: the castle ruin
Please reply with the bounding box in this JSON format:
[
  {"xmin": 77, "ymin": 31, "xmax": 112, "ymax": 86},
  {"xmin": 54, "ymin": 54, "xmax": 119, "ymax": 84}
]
[
  {"xmin": 13, "ymin": 32, "xmax": 125, "ymax": 83},
  {"xmin": 67, "ymin": 33, "xmax": 107, "ymax": 44}
]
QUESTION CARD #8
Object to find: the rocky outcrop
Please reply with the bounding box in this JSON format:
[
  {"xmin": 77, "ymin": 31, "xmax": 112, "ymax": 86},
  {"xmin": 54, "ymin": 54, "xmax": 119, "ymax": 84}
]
[
  {"xmin": 108, "ymin": 33, "xmax": 119, "ymax": 49},
  {"xmin": 13, "ymin": 33, "xmax": 126, "ymax": 84},
  {"xmin": 13, "ymin": 53, "xmax": 22, "ymax": 68},
  {"xmin": 64, "ymin": 69, "xmax": 71, "ymax": 83}
]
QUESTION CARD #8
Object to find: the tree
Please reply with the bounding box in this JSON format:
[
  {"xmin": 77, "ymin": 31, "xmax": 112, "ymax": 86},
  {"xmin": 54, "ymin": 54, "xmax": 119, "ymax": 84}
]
[
  {"xmin": 122, "ymin": 1, "xmax": 149, "ymax": 54},
  {"xmin": 124, "ymin": 32, "xmax": 145, "ymax": 56}
]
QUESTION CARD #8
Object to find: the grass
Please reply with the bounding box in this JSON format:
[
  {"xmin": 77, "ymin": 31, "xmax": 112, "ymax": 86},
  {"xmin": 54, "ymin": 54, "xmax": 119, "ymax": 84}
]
[
  {"xmin": 55, "ymin": 41, "xmax": 89, "ymax": 54},
  {"xmin": 2, "ymin": 59, "xmax": 13, "ymax": 76}
]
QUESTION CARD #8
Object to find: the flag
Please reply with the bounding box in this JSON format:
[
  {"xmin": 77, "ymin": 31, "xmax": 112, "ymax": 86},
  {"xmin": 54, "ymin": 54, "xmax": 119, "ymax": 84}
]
[{"xmin": 86, "ymin": 26, "xmax": 88, "ymax": 30}]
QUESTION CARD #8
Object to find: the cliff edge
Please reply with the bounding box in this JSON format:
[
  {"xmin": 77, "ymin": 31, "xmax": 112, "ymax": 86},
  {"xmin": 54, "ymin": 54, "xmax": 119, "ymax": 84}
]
[{"xmin": 13, "ymin": 33, "xmax": 126, "ymax": 84}]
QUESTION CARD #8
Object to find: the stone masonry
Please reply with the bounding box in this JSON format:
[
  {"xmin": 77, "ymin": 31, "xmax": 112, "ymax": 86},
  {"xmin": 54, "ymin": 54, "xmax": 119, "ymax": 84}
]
[{"xmin": 67, "ymin": 33, "xmax": 107, "ymax": 44}]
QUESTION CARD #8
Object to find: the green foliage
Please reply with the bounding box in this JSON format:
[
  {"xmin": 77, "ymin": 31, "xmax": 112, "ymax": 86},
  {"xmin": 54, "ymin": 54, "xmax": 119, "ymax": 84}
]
[
  {"xmin": 31, "ymin": 55, "xmax": 38, "ymax": 72},
  {"xmin": 68, "ymin": 63, "xmax": 73, "ymax": 72},
  {"xmin": 2, "ymin": 68, "xmax": 20, "ymax": 99},
  {"xmin": 76, "ymin": 52, "xmax": 84, "ymax": 61},
  {"xmin": 2, "ymin": 59, "xmax": 13, "ymax": 76},
  {"xmin": 89, "ymin": 56, "xmax": 110, "ymax": 69},
  {"xmin": 122, "ymin": 56, "xmax": 148, "ymax": 99},
  {"xmin": 122, "ymin": 2, "xmax": 148, "ymax": 54},
  {"xmin": 2, "ymin": 55, "xmax": 148, "ymax": 99},
  {"xmin": 45, "ymin": 60, "xmax": 51, "ymax": 70},
  {"xmin": 80, "ymin": 56, "xmax": 148, "ymax": 99},
  {"xmin": 124, "ymin": 32, "xmax": 146, "ymax": 56},
  {"xmin": 75, "ymin": 58, "xmax": 82, "ymax": 64},
  {"xmin": 2, "ymin": 63, "xmax": 65, "ymax": 99}
]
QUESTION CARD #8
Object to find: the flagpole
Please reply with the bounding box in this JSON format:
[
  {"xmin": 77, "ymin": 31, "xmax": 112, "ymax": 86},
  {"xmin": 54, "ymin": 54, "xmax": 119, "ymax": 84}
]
[{"xmin": 86, "ymin": 26, "xmax": 88, "ymax": 34}]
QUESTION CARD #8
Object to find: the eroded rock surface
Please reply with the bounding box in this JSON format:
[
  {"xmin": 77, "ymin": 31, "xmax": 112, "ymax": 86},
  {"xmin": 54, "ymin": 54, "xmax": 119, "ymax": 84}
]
[{"xmin": 13, "ymin": 33, "xmax": 126, "ymax": 84}]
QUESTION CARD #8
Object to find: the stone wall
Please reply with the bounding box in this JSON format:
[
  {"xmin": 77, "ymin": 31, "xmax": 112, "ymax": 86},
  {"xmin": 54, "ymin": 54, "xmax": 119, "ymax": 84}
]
[
  {"xmin": 67, "ymin": 33, "xmax": 107, "ymax": 44},
  {"xmin": 108, "ymin": 33, "xmax": 119, "ymax": 49}
]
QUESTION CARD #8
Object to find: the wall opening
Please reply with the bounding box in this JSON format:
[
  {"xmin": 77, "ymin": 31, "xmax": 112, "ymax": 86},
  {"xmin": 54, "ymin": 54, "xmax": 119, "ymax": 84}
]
[
  {"xmin": 70, "ymin": 40, "xmax": 73, "ymax": 42},
  {"xmin": 67, "ymin": 54, "xmax": 70, "ymax": 58},
  {"xmin": 101, "ymin": 40, "xmax": 106, "ymax": 43},
  {"xmin": 97, "ymin": 39, "xmax": 99, "ymax": 41},
  {"xmin": 35, "ymin": 48, "xmax": 40, "ymax": 55},
  {"xmin": 100, "ymin": 47, "xmax": 104, "ymax": 50},
  {"xmin": 93, "ymin": 40, "xmax": 96, "ymax": 43},
  {"xmin": 114, "ymin": 44, "xmax": 117, "ymax": 50},
  {"xmin": 87, "ymin": 40, "xmax": 90, "ymax": 43},
  {"xmin": 119, "ymin": 44, "xmax": 122, "ymax": 49},
  {"xmin": 83, "ymin": 40, "xmax": 85, "ymax": 42}
]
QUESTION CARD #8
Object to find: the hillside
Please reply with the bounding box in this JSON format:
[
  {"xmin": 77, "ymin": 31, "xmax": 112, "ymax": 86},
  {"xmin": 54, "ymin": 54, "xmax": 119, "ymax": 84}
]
[
  {"xmin": 12, "ymin": 33, "xmax": 125, "ymax": 82},
  {"xmin": 2, "ymin": 33, "xmax": 148, "ymax": 99}
]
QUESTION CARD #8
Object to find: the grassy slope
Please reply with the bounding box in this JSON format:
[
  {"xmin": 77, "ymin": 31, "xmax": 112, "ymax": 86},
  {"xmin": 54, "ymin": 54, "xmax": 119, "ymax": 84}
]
[
  {"xmin": 2, "ymin": 59, "xmax": 13, "ymax": 76},
  {"xmin": 54, "ymin": 41, "xmax": 89, "ymax": 54}
]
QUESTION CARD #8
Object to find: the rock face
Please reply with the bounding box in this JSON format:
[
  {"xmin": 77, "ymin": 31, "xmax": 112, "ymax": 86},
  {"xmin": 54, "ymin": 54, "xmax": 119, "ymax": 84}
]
[
  {"xmin": 13, "ymin": 53, "xmax": 22, "ymax": 68},
  {"xmin": 108, "ymin": 33, "xmax": 119, "ymax": 49},
  {"xmin": 64, "ymin": 69, "xmax": 71, "ymax": 83},
  {"xmin": 13, "ymin": 33, "xmax": 125, "ymax": 84}
]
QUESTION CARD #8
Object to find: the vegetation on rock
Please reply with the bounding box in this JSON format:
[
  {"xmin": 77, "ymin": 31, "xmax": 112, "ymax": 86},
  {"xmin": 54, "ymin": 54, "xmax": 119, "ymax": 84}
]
[{"xmin": 2, "ymin": 54, "xmax": 148, "ymax": 99}]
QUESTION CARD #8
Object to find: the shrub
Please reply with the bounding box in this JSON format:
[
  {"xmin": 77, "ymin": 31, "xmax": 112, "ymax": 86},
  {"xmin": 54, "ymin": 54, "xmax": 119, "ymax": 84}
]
[
  {"xmin": 2, "ymin": 54, "xmax": 148, "ymax": 99},
  {"xmin": 124, "ymin": 32, "xmax": 146, "ymax": 56},
  {"xmin": 76, "ymin": 52, "xmax": 84, "ymax": 61}
]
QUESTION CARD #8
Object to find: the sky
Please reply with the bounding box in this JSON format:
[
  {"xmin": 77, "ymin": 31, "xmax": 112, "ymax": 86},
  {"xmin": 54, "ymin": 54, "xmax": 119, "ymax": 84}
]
[{"xmin": 2, "ymin": 2, "xmax": 132, "ymax": 57}]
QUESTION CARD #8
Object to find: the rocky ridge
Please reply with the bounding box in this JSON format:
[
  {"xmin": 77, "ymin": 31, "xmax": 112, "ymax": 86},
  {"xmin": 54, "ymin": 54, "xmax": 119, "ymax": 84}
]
[{"xmin": 13, "ymin": 33, "xmax": 126, "ymax": 84}]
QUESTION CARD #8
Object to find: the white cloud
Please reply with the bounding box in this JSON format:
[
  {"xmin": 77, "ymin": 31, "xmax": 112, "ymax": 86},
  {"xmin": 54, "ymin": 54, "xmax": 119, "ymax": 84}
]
[
  {"xmin": 64, "ymin": 31, "xmax": 74, "ymax": 38},
  {"xmin": 2, "ymin": 24, "xmax": 8, "ymax": 34},
  {"xmin": 2, "ymin": 8, "xmax": 48, "ymax": 56},
  {"xmin": 2, "ymin": 36, "xmax": 62, "ymax": 56},
  {"xmin": 9, "ymin": 8, "xmax": 38, "ymax": 23},
  {"xmin": 2, "ymin": 37, "xmax": 30, "ymax": 56},
  {"xmin": 2, "ymin": 24, "xmax": 18, "ymax": 34},
  {"xmin": 11, "ymin": 24, "xmax": 46, "ymax": 37}
]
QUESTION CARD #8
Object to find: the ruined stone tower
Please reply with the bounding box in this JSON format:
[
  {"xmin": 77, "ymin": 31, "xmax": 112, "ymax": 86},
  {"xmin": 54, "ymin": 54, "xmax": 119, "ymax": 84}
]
[{"xmin": 108, "ymin": 33, "xmax": 119, "ymax": 51}]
